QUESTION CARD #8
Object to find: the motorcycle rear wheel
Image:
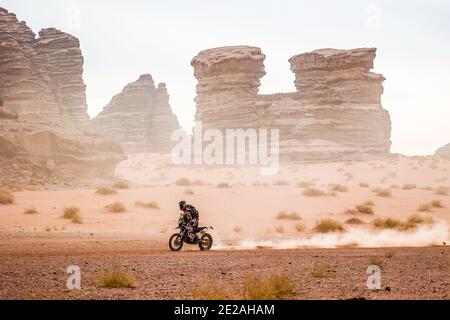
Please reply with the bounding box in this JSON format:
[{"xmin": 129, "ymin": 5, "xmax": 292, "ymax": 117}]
[
  {"xmin": 169, "ymin": 233, "xmax": 183, "ymax": 251},
  {"xmin": 198, "ymin": 233, "xmax": 213, "ymax": 251}
]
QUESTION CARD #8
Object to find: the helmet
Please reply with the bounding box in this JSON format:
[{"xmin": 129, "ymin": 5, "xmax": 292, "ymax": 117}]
[{"xmin": 179, "ymin": 200, "xmax": 186, "ymax": 210}]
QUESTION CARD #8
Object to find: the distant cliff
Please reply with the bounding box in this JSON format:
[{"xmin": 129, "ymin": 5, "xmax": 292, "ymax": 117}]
[
  {"xmin": 192, "ymin": 46, "xmax": 392, "ymax": 161},
  {"xmin": 90, "ymin": 74, "xmax": 180, "ymax": 153}
]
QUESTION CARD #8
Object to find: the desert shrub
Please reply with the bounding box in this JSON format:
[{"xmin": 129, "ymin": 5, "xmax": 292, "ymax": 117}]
[
  {"xmin": 329, "ymin": 184, "xmax": 348, "ymax": 192},
  {"xmin": 302, "ymin": 188, "xmax": 326, "ymax": 197},
  {"xmin": 375, "ymin": 188, "xmax": 391, "ymax": 197},
  {"xmin": 242, "ymin": 274, "xmax": 295, "ymax": 300},
  {"xmin": 175, "ymin": 178, "xmax": 191, "ymax": 186},
  {"xmin": 364, "ymin": 200, "xmax": 375, "ymax": 206},
  {"xmin": 417, "ymin": 203, "xmax": 432, "ymax": 212},
  {"xmin": 6, "ymin": 182, "xmax": 23, "ymax": 192},
  {"xmin": 276, "ymin": 211, "xmax": 301, "ymax": 220},
  {"xmin": 345, "ymin": 218, "xmax": 364, "ymax": 225},
  {"xmin": 233, "ymin": 226, "xmax": 242, "ymax": 233},
  {"xmin": 372, "ymin": 218, "xmax": 416, "ymax": 231},
  {"xmin": 96, "ymin": 187, "xmax": 117, "ymax": 195},
  {"xmin": 0, "ymin": 189, "xmax": 15, "ymax": 204},
  {"xmin": 431, "ymin": 199, "xmax": 444, "ymax": 208},
  {"xmin": 369, "ymin": 256, "xmax": 384, "ymax": 269},
  {"xmin": 402, "ymin": 184, "xmax": 417, "ymax": 190},
  {"xmin": 184, "ymin": 188, "xmax": 194, "ymax": 195},
  {"xmin": 434, "ymin": 186, "xmax": 448, "ymax": 196},
  {"xmin": 294, "ymin": 223, "xmax": 306, "ymax": 232},
  {"xmin": 99, "ymin": 270, "xmax": 137, "ymax": 288},
  {"xmin": 216, "ymin": 182, "xmax": 231, "ymax": 188},
  {"xmin": 107, "ymin": 202, "xmax": 126, "ymax": 213},
  {"xmin": 24, "ymin": 207, "xmax": 38, "ymax": 214},
  {"xmin": 407, "ymin": 214, "xmax": 435, "ymax": 225},
  {"xmin": 296, "ymin": 181, "xmax": 314, "ymax": 188},
  {"xmin": 62, "ymin": 207, "xmax": 80, "ymax": 219},
  {"xmin": 355, "ymin": 204, "xmax": 374, "ymax": 215},
  {"xmin": 273, "ymin": 180, "xmax": 290, "ymax": 186},
  {"xmin": 359, "ymin": 182, "xmax": 369, "ymax": 188},
  {"xmin": 310, "ymin": 265, "xmax": 328, "ymax": 278},
  {"xmin": 62, "ymin": 207, "xmax": 82, "ymax": 224},
  {"xmin": 135, "ymin": 201, "xmax": 160, "ymax": 209},
  {"xmin": 314, "ymin": 219, "xmax": 344, "ymax": 233},
  {"xmin": 275, "ymin": 226, "xmax": 285, "ymax": 233},
  {"xmin": 113, "ymin": 181, "xmax": 130, "ymax": 189}
]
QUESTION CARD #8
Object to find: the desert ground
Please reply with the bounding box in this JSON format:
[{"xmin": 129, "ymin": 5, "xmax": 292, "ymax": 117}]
[{"xmin": 0, "ymin": 154, "xmax": 449, "ymax": 299}]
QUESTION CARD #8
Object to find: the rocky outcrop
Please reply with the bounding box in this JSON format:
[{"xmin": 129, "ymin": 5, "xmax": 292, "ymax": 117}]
[
  {"xmin": 0, "ymin": 118, "xmax": 124, "ymax": 188},
  {"xmin": 191, "ymin": 46, "xmax": 391, "ymax": 161},
  {"xmin": 90, "ymin": 74, "xmax": 180, "ymax": 153},
  {"xmin": 0, "ymin": 7, "xmax": 88, "ymax": 128},
  {"xmin": 435, "ymin": 143, "xmax": 450, "ymax": 156}
]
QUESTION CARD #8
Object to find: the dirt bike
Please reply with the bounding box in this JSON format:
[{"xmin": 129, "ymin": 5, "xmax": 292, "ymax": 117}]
[{"xmin": 169, "ymin": 214, "xmax": 214, "ymax": 251}]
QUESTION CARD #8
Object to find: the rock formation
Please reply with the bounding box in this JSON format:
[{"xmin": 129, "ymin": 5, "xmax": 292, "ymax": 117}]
[
  {"xmin": 90, "ymin": 74, "xmax": 180, "ymax": 153},
  {"xmin": 435, "ymin": 143, "xmax": 450, "ymax": 156},
  {"xmin": 0, "ymin": 7, "xmax": 124, "ymax": 188},
  {"xmin": 191, "ymin": 46, "xmax": 392, "ymax": 161},
  {"xmin": 0, "ymin": 7, "xmax": 88, "ymax": 128},
  {"xmin": 0, "ymin": 117, "xmax": 124, "ymax": 188}
]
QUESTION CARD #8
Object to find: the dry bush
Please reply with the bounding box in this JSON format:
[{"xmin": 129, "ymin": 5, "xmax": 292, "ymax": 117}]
[
  {"xmin": 364, "ymin": 199, "xmax": 375, "ymax": 206},
  {"xmin": 107, "ymin": 202, "xmax": 126, "ymax": 213},
  {"xmin": 402, "ymin": 184, "xmax": 417, "ymax": 190},
  {"xmin": 302, "ymin": 187, "xmax": 326, "ymax": 197},
  {"xmin": 24, "ymin": 207, "xmax": 38, "ymax": 214},
  {"xmin": 135, "ymin": 201, "xmax": 160, "ymax": 209},
  {"xmin": 359, "ymin": 182, "xmax": 369, "ymax": 188},
  {"xmin": 314, "ymin": 219, "xmax": 344, "ymax": 233},
  {"xmin": 62, "ymin": 207, "xmax": 82, "ymax": 224},
  {"xmin": 435, "ymin": 186, "xmax": 448, "ymax": 196},
  {"xmin": 184, "ymin": 188, "xmax": 194, "ymax": 195},
  {"xmin": 375, "ymin": 188, "xmax": 391, "ymax": 197},
  {"xmin": 355, "ymin": 204, "xmax": 374, "ymax": 215},
  {"xmin": 175, "ymin": 178, "xmax": 191, "ymax": 186},
  {"xmin": 275, "ymin": 226, "xmax": 285, "ymax": 233},
  {"xmin": 296, "ymin": 181, "xmax": 314, "ymax": 188},
  {"xmin": 96, "ymin": 187, "xmax": 117, "ymax": 195},
  {"xmin": 0, "ymin": 189, "xmax": 15, "ymax": 204},
  {"xmin": 242, "ymin": 274, "xmax": 295, "ymax": 300},
  {"xmin": 113, "ymin": 181, "xmax": 130, "ymax": 189},
  {"xmin": 369, "ymin": 256, "xmax": 384, "ymax": 269},
  {"xmin": 329, "ymin": 184, "xmax": 348, "ymax": 192},
  {"xmin": 273, "ymin": 180, "xmax": 290, "ymax": 186},
  {"xmin": 99, "ymin": 270, "xmax": 137, "ymax": 288},
  {"xmin": 384, "ymin": 251, "xmax": 395, "ymax": 259},
  {"xmin": 62, "ymin": 207, "xmax": 80, "ymax": 219},
  {"xmin": 6, "ymin": 182, "xmax": 23, "ymax": 192},
  {"xmin": 276, "ymin": 211, "xmax": 301, "ymax": 220},
  {"xmin": 216, "ymin": 182, "xmax": 231, "ymax": 188},
  {"xmin": 431, "ymin": 199, "xmax": 444, "ymax": 208},
  {"xmin": 407, "ymin": 214, "xmax": 435, "ymax": 225},
  {"xmin": 372, "ymin": 218, "xmax": 416, "ymax": 231},
  {"xmin": 233, "ymin": 226, "xmax": 242, "ymax": 233},
  {"xmin": 294, "ymin": 223, "xmax": 306, "ymax": 232},
  {"xmin": 310, "ymin": 265, "xmax": 329, "ymax": 278},
  {"xmin": 345, "ymin": 217, "xmax": 364, "ymax": 225},
  {"xmin": 417, "ymin": 203, "xmax": 432, "ymax": 212}
]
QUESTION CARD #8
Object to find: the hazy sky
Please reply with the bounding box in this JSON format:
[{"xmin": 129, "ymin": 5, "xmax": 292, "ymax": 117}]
[{"xmin": 2, "ymin": 0, "xmax": 449, "ymax": 155}]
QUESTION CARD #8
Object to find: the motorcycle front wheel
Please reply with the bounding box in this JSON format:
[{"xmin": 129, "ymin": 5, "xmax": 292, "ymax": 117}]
[
  {"xmin": 169, "ymin": 233, "xmax": 183, "ymax": 251},
  {"xmin": 198, "ymin": 233, "xmax": 213, "ymax": 251}
]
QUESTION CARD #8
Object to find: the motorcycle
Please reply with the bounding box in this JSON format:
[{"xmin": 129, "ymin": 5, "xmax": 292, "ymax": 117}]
[{"xmin": 169, "ymin": 214, "xmax": 214, "ymax": 251}]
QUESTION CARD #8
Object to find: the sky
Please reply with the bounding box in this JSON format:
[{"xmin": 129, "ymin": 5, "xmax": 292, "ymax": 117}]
[{"xmin": 1, "ymin": 0, "xmax": 449, "ymax": 155}]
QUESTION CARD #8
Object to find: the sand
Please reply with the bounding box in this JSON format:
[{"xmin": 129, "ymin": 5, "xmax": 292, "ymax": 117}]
[{"xmin": 0, "ymin": 154, "xmax": 449, "ymax": 299}]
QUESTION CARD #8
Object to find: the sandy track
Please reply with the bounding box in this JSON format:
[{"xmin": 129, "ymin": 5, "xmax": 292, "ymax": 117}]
[{"xmin": 0, "ymin": 238, "xmax": 448, "ymax": 300}]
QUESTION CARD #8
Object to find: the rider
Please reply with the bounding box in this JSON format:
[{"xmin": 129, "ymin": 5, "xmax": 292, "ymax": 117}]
[{"xmin": 179, "ymin": 200, "xmax": 200, "ymax": 242}]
